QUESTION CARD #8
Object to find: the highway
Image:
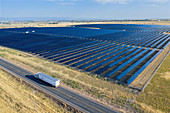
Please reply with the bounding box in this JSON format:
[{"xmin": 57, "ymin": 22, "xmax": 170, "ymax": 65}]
[{"xmin": 0, "ymin": 58, "xmax": 118, "ymax": 113}]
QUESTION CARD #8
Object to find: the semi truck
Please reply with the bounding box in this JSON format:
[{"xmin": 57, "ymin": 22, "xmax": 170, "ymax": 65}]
[{"xmin": 34, "ymin": 72, "xmax": 60, "ymax": 87}]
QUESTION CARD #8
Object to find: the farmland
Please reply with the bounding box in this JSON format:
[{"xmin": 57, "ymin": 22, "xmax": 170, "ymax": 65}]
[{"xmin": 1, "ymin": 21, "xmax": 170, "ymax": 29}]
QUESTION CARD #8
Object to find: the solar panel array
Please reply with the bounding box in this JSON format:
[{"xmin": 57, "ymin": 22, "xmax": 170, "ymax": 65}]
[
  {"xmin": 0, "ymin": 24, "xmax": 169, "ymax": 87},
  {"xmin": 74, "ymin": 24, "xmax": 170, "ymax": 49}
]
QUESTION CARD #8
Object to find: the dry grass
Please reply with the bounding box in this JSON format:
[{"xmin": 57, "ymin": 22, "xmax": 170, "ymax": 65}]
[
  {"xmin": 0, "ymin": 69, "xmax": 72, "ymax": 113},
  {"xmin": 164, "ymin": 32, "xmax": 170, "ymax": 35},
  {"xmin": 136, "ymin": 53, "xmax": 170, "ymax": 113},
  {"xmin": 163, "ymin": 72, "xmax": 170, "ymax": 80},
  {"xmin": 135, "ymin": 102, "xmax": 162, "ymax": 113}
]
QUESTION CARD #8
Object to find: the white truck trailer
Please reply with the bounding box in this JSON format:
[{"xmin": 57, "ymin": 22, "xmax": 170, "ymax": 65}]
[{"xmin": 34, "ymin": 72, "xmax": 60, "ymax": 87}]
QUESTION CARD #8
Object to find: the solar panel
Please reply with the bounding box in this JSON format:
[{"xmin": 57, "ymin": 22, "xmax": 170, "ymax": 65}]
[{"xmin": 0, "ymin": 24, "xmax": 169, "ymax": 88}]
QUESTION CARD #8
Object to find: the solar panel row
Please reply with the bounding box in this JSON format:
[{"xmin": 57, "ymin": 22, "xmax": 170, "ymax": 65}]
[{"xmin": 0, "ymin": 24, "xmax": 169, "ymax": 87}]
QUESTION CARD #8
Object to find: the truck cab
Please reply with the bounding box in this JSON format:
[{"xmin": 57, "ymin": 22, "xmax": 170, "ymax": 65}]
[{"xmin": 34, "ymin": 73, "xmax": 39, "ymax": 79}]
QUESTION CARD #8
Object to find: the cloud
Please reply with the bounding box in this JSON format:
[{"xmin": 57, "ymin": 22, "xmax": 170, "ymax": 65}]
[
  {"xmin": 46, "ymin": 0, "xmax": 169, "ymax": 5},
  {"xmin": 94, "ymin": 0, "xmax": 169, "ymax": 5},
  {"xmin": 94, "ymin": 0, "xmax": 131, "ymax": 4},
  {"xmin": 143, "ymin": 0, "xmax": 169, "ymax": 7},
  {"xmin": 47, "ymin": 0, "xmax": 78, "ymax": 2},
  {"xmin": 145, "ymin": 4, "xmax": 159, "ymax": 7},
  {"xmin": 47, "ymin": 0, "xmax": 78, "ymax": 5},
  {"xmin": 148, "ymin": 0, "xmax": 169, "ymax": 4},
  {"xmin": 56, "ymin": 2, "xmax": 75, "ymax": 5}
]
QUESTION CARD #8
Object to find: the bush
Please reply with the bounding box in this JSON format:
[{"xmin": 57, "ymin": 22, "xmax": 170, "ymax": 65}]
[{"xmin": 63, "ymin": 79, "xmax": 82, "ymax": 89}]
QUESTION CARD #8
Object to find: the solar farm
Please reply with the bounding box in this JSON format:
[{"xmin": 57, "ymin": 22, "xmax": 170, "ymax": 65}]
[{"xmin": 0, "ymin": 24, "xmax": 170, "ymax": 90}]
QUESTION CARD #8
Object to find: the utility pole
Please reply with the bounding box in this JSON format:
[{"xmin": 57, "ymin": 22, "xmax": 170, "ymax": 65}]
[
  {"xmin": 30, "ymin": 89, "xmax": 37, "ymax": 112},
  {"xmin": 33, "ymin": 90, "xmax": 36, "ymax": 112}
]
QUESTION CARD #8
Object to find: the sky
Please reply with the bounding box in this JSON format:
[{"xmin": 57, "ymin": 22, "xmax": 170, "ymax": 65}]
[{"xmin": 0, "ymin": 0, "xmax": 170, "ymax": 20}]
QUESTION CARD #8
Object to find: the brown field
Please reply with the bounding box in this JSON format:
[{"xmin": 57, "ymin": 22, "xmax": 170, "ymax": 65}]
[{"xmin": 0, "ymin": 21, "xmax": 170, "ymax": 29}]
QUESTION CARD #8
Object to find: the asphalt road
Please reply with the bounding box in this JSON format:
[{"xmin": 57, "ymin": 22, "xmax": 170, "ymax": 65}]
[{"xmin": 0, "ymin": 58, "xmax": 118, "ymax": 113}]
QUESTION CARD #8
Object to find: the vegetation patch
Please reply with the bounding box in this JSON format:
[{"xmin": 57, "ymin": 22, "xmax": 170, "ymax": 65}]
[
  {"xmin": 63, "ymin": 79, "xmax": 82, "ymax": 89},
  {"xmin": 136, "ymin": 53, "xmax": 170, "ymax": 113}
]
